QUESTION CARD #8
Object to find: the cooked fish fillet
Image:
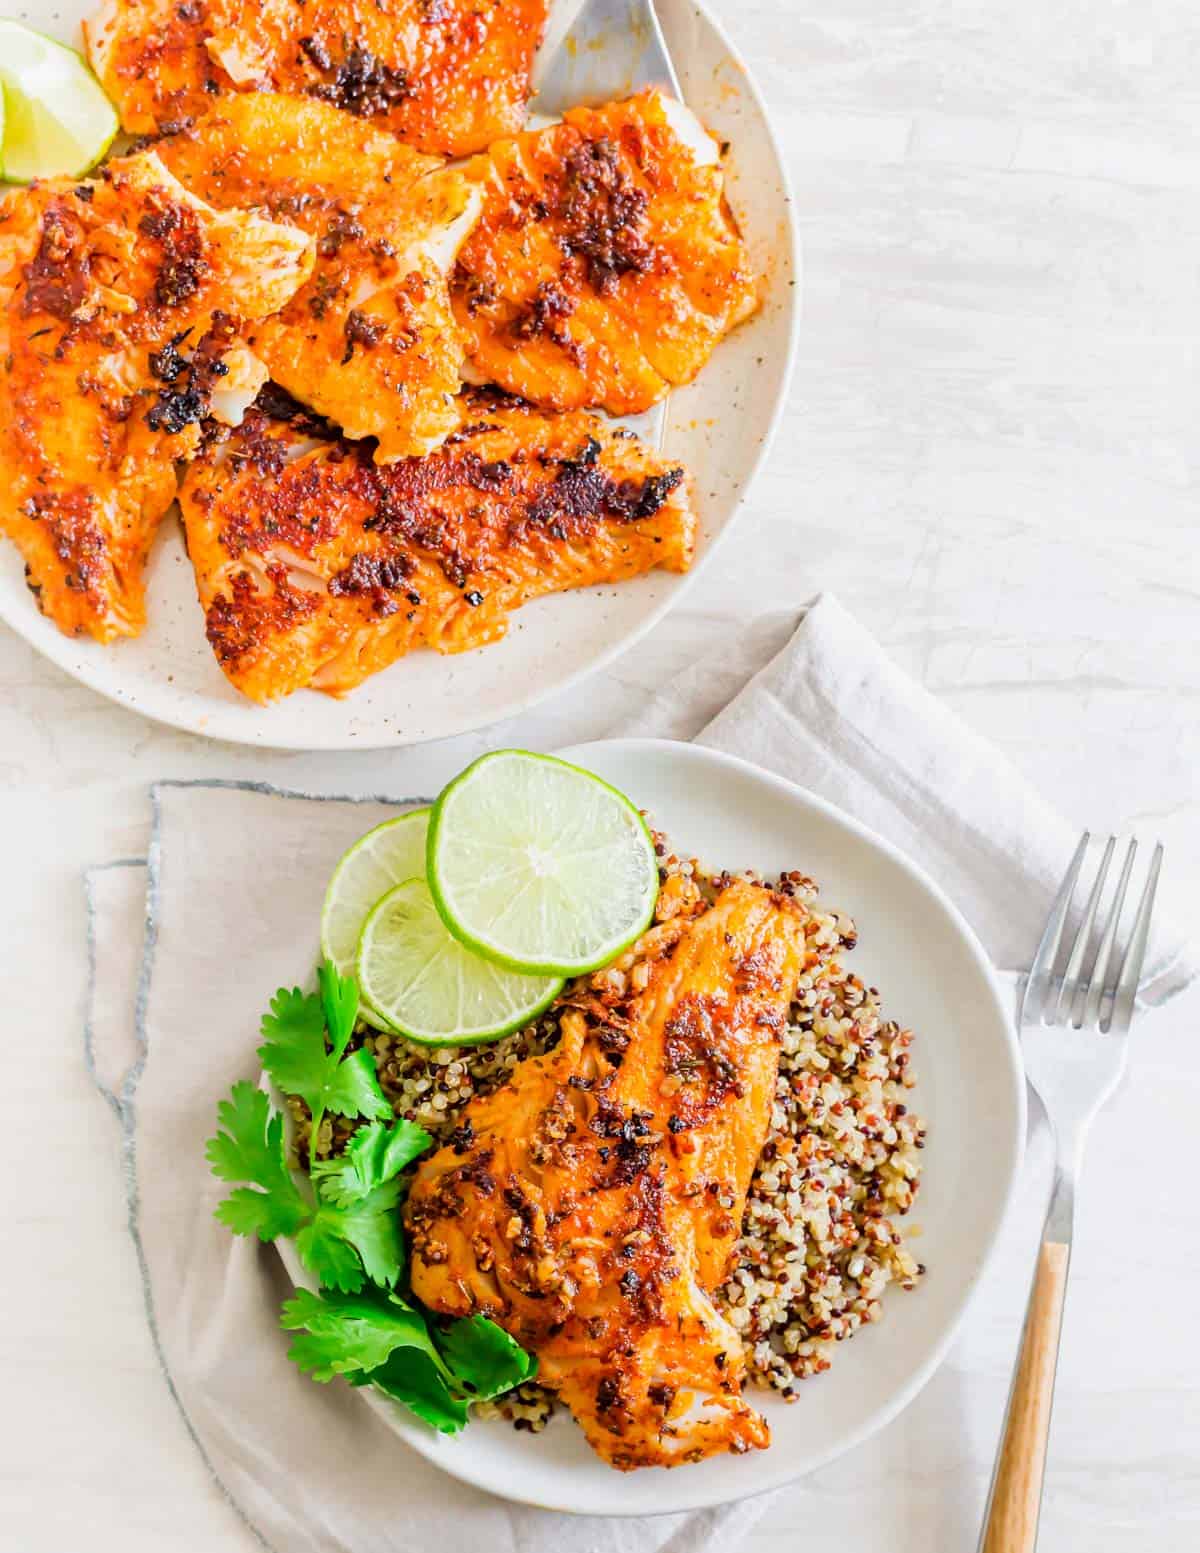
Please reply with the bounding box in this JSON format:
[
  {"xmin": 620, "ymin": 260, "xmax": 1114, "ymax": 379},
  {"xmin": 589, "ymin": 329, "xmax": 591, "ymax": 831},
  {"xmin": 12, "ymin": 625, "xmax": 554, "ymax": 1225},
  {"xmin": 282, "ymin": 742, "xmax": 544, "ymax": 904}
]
[
  {"xmin": 156, "ymin": 94, "xmax": 479, "ymax": 461},
  {"xmin": 85, "ymin": 0, "xmax": 548, "ymax": 156},
  {"xmin": 0, "ymin": 152, "xmax": 313, "ymax": 642},
  {"xmin": 178, "ymin": 387, "xmax": 696, "ymax": 702},
  {"xmin": 452, "ymin": 90, "xmax": 761, "ymax": 415},
  {"xmin": 407, "ymin": 876, "xmax": 815, "ymax": 1469}
]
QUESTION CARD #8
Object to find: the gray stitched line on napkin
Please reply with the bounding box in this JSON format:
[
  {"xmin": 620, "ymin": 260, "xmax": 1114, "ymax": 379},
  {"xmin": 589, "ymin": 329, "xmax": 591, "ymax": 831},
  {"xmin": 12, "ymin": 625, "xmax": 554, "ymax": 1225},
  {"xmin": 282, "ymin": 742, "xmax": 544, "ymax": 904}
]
[
  {"xmin": 84, "ymin": 779, "xmax": 436, "ymax": 1553},
  {"xmin": 84, "ymin": 857, "xmax": 150, "ymax": 1119}
]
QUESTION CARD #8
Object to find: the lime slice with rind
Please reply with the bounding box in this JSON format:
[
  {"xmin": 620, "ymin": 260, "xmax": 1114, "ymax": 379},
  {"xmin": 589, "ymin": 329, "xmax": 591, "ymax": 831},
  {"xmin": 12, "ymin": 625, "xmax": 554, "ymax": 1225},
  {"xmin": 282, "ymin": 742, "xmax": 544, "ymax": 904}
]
[
  {"xmin": 427, "ymin": 750, "xmax": 659, "ymax": 976},
  {"xmin": 0, "ymin": 21, "xmax": 119, "ymax": 184},
  {"xmin": 356, "ymin": 876, "xmax": 562, "ymax": 1046},
  {"xmin": 321, "ymin": 808, "xmax": 430, "ymax": 1027}
]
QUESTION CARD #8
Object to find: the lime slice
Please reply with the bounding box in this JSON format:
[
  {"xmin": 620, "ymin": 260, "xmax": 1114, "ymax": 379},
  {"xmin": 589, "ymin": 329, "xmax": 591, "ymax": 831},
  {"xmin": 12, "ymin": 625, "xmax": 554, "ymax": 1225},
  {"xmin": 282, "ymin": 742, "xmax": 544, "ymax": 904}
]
[
  {"xmin": 356, "ymin": 877, "xmax": 562, "ymax": 1046},
  {"xmin": 322, "ymin": 809, "xmax": 431, "ymax": 1027},
  {"xmin": 427, "ymin": 750, "xmax": 659, "ymax": 976},
  {"xmin": 0, "ymin": 22, "xmax": 119, "ymax": 184}
]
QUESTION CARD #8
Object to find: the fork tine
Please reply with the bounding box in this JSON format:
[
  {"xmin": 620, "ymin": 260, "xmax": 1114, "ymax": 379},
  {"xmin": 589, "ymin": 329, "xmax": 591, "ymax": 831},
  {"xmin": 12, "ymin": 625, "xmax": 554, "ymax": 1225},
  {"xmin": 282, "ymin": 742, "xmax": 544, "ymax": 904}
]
[
  {"xmin": 1021, "ymin": 832, "xmax": 1089, "ymax": 1025},
  {"xmin": 1082, "ymin": 839, "xmax": 1137, "ymax": 1029},
  {"xmin": 1056, "ymin": 834, "xmax": 1115, "ymax": 1025},
  {"xmin": 1106, "ymin": 842, "xmax": 1163, "ymax": 1034}
]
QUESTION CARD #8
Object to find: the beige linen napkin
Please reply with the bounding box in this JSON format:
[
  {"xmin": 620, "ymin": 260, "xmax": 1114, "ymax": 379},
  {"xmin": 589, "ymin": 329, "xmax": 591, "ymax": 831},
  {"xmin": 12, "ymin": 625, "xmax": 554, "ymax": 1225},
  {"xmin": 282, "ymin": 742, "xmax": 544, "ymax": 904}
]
[{"xmin": 85, "ymin": 595, "xmax": 1194, "ymax": 1553}]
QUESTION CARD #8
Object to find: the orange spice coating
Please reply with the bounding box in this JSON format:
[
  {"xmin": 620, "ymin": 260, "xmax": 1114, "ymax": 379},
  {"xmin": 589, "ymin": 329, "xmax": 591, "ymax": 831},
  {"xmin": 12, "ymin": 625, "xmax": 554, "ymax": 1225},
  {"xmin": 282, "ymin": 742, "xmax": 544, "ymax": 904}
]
[
  {"xmin": 157, "ymin": 94, "xmax": 478, "ymax": 461},
  {"xmin": 178, "ymin": 387, "xmax": 696, "ymax": 702},
  {"xmin": 452, "ymin": 90, "xmax": 761, "ymax": 414},
  {"xmin": 85, "ymin": 0, "xmax": 549, "ymax": 156},
  {"xmin": 0, "ymin": 152, "xmax": 312, "ymax": 641}
]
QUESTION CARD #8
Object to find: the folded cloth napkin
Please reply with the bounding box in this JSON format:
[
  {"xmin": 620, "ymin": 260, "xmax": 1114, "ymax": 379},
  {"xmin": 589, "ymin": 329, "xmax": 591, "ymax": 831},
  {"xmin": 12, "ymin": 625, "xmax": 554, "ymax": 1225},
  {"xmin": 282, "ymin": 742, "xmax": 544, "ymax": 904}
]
[
  {"xmin": 85, "ymin": 594, "xmax": 1195, "ymax": 1553},
  {"xmin": 619, "ymin": 597, "xmax": 1194, "ymax": 1003}
]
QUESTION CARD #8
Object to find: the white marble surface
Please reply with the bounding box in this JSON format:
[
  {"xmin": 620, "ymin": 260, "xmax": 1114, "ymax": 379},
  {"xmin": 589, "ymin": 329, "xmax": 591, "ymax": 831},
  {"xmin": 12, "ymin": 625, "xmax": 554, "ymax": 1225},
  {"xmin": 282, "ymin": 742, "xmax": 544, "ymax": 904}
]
[{"xmin": 3, "ymin": 0, "xmax": 1200, "ymax": 1547}]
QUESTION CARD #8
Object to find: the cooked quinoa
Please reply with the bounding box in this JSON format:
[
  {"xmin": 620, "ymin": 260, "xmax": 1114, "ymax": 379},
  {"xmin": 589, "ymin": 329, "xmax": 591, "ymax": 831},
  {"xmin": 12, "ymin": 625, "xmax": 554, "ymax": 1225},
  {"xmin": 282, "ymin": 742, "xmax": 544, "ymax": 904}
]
[{"xmin": 288, "ymin": 841, "xmax": 926, "ymax": 1433}]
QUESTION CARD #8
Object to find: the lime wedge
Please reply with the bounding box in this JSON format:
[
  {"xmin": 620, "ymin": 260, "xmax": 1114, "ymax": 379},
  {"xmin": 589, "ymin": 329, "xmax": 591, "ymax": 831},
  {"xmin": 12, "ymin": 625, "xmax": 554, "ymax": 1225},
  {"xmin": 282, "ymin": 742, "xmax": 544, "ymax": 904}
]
[
  {"xmin": 0, "ymin": 21, "xmax": 119, "ymax": 184},
  {"xmin": 321, "ymin": 809, "xmax": 431, "ymax": 1027},
  {"xmin": 356, "ymin": 877, "xmax": 562, "ymax": 1046},
  {"xmin": 427, "ymin": 750, "xmax": 659, "ymax": 976}
]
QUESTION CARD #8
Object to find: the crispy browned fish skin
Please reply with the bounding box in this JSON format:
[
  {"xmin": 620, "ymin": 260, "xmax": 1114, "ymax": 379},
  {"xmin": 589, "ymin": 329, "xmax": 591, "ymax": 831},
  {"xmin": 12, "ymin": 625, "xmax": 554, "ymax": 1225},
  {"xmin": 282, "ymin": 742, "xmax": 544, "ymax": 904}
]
[
  {"xmin": 85, "ymin": 0, "xmax": 548, "ymax": 156},
  {"xmin": 178, "ymin": 389, "xmax": 696, "ymax": 702},
  {"xmin": 407, "ymin": 876, "xmax": 816, "ymax": 1469},
  {"xmin": 0, "ymin": 152, "xmax": 313, "ymax": 642},
  {"xmin": 156, "ymin": 94, "xmax": 476, "ymax": 460},
  {"xmin": 452, "ymin": 90, "xmax": 761, "ymax": 414}
]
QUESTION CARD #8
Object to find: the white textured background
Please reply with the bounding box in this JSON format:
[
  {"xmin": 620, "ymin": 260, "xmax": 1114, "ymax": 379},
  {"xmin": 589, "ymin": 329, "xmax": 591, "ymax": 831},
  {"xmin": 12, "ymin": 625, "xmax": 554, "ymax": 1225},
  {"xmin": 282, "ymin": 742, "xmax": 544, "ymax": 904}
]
[{"xmin": 2, "ymin": 1, "xmax": 1198, "ymax": 1548}]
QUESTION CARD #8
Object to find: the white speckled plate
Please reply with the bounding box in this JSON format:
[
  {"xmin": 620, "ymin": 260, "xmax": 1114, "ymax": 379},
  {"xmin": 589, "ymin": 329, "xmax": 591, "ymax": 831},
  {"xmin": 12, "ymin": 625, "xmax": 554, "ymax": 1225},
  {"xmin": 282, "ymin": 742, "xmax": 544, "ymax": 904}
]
[
  {"xmin": 275, "ymin": 740, "xmax": 1025, "ymax": 1515},
  {"xmin": 0, "ymin": 0, "xmax": 799, "ymax": 749}
]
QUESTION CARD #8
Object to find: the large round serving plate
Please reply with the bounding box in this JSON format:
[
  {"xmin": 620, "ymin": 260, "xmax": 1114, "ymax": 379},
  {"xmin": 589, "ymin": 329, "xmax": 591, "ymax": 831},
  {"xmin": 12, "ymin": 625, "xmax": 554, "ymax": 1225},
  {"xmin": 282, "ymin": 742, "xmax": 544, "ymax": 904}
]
[
  {"xmin": 275, "ymin": 739, "xmax": 1025, "ymax": 1514},
  {"xmin": 0, "ymin": 0, "xmax": 799, "ymax": 749}
]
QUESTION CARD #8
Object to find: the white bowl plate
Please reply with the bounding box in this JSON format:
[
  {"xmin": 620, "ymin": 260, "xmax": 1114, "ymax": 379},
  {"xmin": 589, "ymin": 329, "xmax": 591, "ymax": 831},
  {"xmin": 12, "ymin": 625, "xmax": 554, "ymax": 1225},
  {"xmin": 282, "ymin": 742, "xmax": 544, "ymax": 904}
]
[
  {"xmin": 0, "ymin": 0, "xmax": 799, "ymax": 748},
  {"xmin": 276, "ymin": 740, "xmax": 1025, "ymax": 1515}
]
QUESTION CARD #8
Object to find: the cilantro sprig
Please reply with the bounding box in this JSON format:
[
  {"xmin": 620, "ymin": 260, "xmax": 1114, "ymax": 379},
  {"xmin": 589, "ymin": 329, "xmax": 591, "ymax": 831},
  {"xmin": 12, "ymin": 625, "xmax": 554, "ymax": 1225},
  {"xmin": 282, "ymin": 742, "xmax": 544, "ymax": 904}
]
[
  {"xmin": 257, "ymin": 962, "xmax": 391, "ymax": 1165},
  {"xmin": 207, "ymin": 1082, "xmax": 309, "ymax": 1241},
  {"xmin": 206, "ymin": 959, "xmax": 536, "ymax": 1434},
  {"xmin": 206, "ymin": 1078, "xmax": 415, "ymax": 1292},
  {"xmin": 311, "ymin": 1116, "xmax": 432, "ymax": 1206},
  {"xmin": 281, "ymin": 1287, "xmax": 536, "ymax": 1435}
]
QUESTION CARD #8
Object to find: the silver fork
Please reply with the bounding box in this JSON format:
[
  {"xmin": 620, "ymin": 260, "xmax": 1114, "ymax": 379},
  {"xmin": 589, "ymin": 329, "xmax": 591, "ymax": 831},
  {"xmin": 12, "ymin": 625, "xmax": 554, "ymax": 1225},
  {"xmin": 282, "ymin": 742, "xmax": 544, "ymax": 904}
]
[{"xmin": 978, "ymin": 833, "xmax": 1164, "ymax": 1553}]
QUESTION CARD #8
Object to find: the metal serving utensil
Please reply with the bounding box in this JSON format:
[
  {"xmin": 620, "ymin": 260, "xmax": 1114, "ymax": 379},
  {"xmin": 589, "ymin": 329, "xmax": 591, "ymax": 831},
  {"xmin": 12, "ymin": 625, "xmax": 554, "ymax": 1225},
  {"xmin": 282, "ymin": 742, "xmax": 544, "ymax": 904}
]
[
  {"xmin": 978, "ymin": 833, "xmax": 1164, "ymax": 1552},
  {"xmin": 532, "ymin": 0, "xmax": 681, "ymax": 118}
]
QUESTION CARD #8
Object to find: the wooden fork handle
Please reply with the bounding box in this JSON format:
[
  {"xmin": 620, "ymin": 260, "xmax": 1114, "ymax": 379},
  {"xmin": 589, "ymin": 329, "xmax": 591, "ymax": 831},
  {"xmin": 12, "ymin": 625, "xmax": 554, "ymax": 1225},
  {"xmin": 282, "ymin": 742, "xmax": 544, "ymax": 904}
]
[{"xmin": 980, "ymin": 1240, "xmax": 1071, "ymax": 1553}]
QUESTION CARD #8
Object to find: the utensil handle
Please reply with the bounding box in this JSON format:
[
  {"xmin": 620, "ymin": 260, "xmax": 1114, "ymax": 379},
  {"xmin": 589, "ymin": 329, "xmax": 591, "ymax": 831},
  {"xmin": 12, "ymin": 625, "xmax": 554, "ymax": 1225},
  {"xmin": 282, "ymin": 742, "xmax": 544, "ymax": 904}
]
[{"xmin": 980, "ymin": 1239, "xmax": 1071, "ymax": 1553}]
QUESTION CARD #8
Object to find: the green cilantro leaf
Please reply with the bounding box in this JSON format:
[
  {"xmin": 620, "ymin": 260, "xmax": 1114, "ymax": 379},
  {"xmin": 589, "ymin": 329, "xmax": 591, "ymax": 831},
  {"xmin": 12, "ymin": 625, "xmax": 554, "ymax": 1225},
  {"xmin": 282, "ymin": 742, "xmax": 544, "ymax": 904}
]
[
  {"xmin": 331, "ymin": 1209, "xmax": 402, "ymax": 1288},
  {"xmin": 281, "ymin": 1287, "xmax": 443, "ymax": 1381},
  {"xmin": 205, "ymin": 1082, "xmax": 308, "ymax": 1241},
  {"xmin": 322, "ymin": 1048, "xmax": 393, "ymax": 1122},
  {"xmin": 281, "ymin": 1287, "xmax": 473, "ymax": 1434},
  {"xmin": 436, "ymin": 1314, "xmax": 538, "ymax": 1401},
  {"xmin": 259, "ymin": 986, "xmax": 325, "ymax": 1058},
  {"xmin": 214, "ymin": 1187, "xmax": 303, "ymax": 1242},
  {"xmin": 257, "ymin": 985, "xmax": 390, "ymax": 1129},
  {"xmin": 318, "ymin": 959, "xmax": 359, "ymax": 1058},
  {"xmin": 333, "ymin": 1188, "xmax": 405, "ymax": 1287},
  {"xmin": 294, "ymin": 1216, "xmax": 368, "ymax": 1293},
  {"xmin": 311, "ymin": 1117, "xmax": 432, "ymax": 1207},
  {"xmin": 364, "ymin": 1350, "xmax": 470, "ymax": 1434},
  {"xmin": 292, "ymin": 1181, "xmax": 406, "ymax": 1293}
]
